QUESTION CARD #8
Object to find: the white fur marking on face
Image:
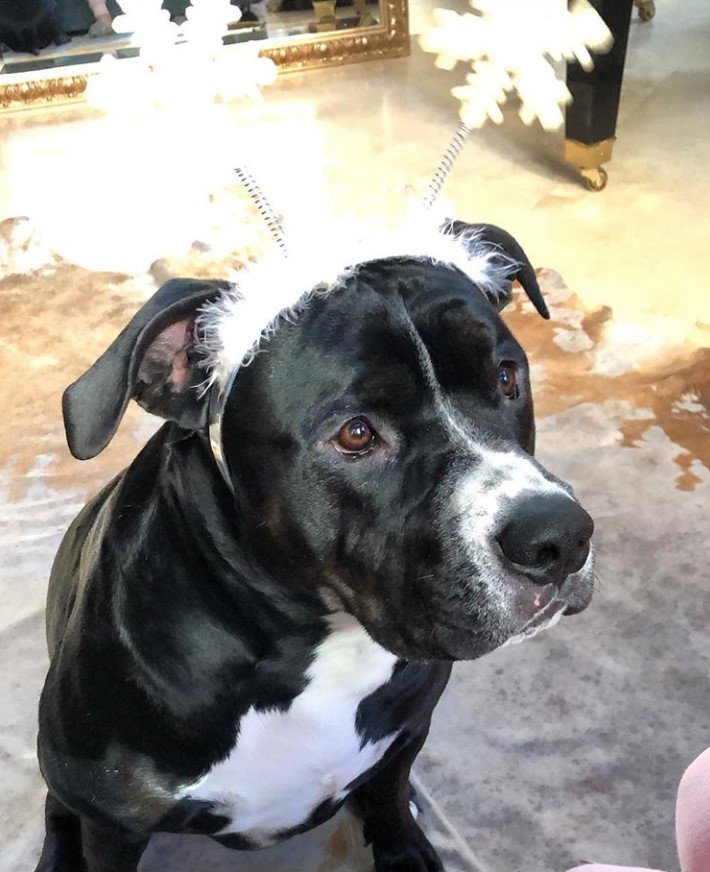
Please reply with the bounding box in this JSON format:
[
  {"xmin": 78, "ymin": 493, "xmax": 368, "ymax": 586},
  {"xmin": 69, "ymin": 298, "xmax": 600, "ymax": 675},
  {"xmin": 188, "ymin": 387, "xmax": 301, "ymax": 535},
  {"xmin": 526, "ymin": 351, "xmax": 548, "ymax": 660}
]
[
  {"xmin": 446, "ymin": 451, "xmax": 576, "ymax": 617},
  {"xmin": 455, "ymin": 450, "xmax": 571, "ymax": 550},
  {"xmin": 406, "ymin": 308, "xmax": 575, "ymax": 618},
  {"xmin": 182, "ymin": 613, "xmax": 398, "ymax": 846}
]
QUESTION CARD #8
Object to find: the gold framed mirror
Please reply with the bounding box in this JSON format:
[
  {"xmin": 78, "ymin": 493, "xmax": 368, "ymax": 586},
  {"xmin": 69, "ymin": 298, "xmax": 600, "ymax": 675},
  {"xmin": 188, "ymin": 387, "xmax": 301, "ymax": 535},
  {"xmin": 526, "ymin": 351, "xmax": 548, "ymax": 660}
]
[{"xmin": 0, "ymin": 0, "xmax": 408, "ymax": 112}]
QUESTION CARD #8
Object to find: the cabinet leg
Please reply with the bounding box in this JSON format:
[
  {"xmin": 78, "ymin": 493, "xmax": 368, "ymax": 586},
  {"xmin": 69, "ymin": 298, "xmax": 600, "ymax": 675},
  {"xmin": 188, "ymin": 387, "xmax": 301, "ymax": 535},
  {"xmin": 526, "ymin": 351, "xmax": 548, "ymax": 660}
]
[
  {"xmin": 564, "ymin": 137, "xmax": 614, "ymax": 192},
  {"xmin": 564, "ymin": 0, "xmax": 633, "ymax": 191}
]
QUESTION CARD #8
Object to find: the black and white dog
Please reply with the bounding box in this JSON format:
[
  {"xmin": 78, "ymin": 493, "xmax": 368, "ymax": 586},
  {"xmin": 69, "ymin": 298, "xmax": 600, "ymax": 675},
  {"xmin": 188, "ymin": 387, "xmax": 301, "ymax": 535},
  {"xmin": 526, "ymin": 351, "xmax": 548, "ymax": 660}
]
[{"xmin": 35, "ymin": 219, "xmax": 594, "ymax": 872}]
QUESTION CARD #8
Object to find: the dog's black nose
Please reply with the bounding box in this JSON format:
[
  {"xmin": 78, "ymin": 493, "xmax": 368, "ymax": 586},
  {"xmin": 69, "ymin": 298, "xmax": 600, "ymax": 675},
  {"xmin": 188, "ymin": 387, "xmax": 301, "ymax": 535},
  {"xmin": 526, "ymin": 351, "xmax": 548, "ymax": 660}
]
[{"xmin": 497, "ymin": 494, "xmax": 594, "ymax": 584}]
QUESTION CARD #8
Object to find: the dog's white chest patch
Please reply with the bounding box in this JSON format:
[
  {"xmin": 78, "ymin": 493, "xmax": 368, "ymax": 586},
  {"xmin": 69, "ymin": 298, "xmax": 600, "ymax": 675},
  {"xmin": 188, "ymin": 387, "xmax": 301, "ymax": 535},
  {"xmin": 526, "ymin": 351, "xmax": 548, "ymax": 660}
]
[{"xmin": 183, "ymin": 614, "xmax": 399, "ymax": 845}]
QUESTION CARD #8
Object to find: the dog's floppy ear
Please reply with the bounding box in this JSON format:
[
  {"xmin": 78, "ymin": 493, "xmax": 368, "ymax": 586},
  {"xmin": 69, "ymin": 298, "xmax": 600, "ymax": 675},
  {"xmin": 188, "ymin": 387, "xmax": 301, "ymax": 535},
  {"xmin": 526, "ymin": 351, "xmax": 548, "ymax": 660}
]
[
  {"xmin": 63, "ymin": 278, "xmax": 231, "ymax": 460},
  {"xmin": 443, "ymin": 220, "xmax": 550, "ymax": 320}
]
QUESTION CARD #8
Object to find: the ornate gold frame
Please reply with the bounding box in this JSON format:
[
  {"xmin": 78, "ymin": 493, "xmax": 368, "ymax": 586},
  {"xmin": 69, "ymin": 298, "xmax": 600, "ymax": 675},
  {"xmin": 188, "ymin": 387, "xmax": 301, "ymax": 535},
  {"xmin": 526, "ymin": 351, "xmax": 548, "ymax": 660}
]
[
  {"xmin": 0, "ymin": 0, "xmax": 408, "ymax": 112},
  {"xmin": 263, "ymin": 0, "xmax": 408, "ymax": 71}
]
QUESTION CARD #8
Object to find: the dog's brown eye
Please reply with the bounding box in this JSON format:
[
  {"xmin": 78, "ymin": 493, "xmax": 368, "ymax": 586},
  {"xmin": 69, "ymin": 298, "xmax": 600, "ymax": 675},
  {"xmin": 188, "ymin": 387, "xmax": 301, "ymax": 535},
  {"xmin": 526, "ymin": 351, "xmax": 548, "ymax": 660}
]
[
  {"xmin": 334, "ymin": 418, "xmax": 377, "ymax": 455},
  {"xmin": 498, "ymin": 362, "xmax": 519, "ymax": 399}
]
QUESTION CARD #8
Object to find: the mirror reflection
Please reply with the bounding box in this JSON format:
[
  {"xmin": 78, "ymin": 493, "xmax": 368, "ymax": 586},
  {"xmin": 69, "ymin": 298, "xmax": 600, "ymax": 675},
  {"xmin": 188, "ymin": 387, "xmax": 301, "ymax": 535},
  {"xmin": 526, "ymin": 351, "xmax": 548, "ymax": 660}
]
[{"xmin": 0, "ymin": 0, "xmax": 381, "ymax": 77}]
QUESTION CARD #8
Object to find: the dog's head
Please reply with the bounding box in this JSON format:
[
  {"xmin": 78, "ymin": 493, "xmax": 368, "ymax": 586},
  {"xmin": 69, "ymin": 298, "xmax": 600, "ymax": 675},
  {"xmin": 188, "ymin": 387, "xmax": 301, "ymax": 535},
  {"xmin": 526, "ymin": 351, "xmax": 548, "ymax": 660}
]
[{"xmin": 64, "ymin": 220, "xmax": 594, "ymax": 661}]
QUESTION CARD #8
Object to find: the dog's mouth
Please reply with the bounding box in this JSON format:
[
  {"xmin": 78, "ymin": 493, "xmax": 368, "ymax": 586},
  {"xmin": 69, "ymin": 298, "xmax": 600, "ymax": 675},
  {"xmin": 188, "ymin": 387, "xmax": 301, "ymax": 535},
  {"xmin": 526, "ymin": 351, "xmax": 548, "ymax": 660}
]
[
  {"xmin": 428, "ymin": 546, "xmax": 596, "ymax": 659},
  {"xmin": 505, "ymin": 542, "xmax": 595, "ymax": 623},
  {"xmin": 498, "ymin": 594, "xmax": 567, "ymax": 648},
  {"xmin": 523, "ymin": 586, "xmax": 565, "ymax": 625},
  {"xmin": 559, "ymin": 548, "xmax": 596, "ymax": 615},
  {"xmin": 509, "ymin": 578, "xmax": 559, "ymax": 624},
  {"xmin": 325, "ymin": 543, "xmax": 595, "ymax": 662}
]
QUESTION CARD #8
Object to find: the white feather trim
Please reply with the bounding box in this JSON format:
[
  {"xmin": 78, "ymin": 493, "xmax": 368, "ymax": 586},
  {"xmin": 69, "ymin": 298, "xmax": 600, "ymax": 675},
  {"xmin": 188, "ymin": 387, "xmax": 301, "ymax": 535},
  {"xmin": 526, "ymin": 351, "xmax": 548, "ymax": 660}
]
[{"xmin": 195, "ymin": 216, "xmax": 515, "ymax": 389}]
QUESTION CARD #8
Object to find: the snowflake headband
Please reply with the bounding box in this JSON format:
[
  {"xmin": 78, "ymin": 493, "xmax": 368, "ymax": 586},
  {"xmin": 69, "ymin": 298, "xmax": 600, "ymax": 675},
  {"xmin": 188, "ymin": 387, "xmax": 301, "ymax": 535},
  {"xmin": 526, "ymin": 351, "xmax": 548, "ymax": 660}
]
[{"xmin": 199, "ymin": 208, "xmax": 543, "ymax": 489}]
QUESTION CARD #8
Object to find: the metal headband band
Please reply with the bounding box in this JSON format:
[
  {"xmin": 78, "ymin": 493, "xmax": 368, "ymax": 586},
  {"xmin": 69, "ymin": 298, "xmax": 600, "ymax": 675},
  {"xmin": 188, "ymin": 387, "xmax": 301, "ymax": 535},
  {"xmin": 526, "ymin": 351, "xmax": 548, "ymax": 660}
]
[
  {"xmin": 209, "ymin": 167, "xmax": 288, "ymax": 493},
  {"xmin": 207, "ymin": 363, "xmax": 242, "ymax": 494}
]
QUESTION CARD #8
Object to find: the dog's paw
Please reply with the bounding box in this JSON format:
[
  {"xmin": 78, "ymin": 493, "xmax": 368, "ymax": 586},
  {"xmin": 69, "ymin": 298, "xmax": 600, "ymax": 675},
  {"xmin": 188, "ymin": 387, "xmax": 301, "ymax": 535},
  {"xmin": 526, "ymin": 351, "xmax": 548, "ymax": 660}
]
[{"xmin": 372, "ymin": 826, "xmax": 443, "ymax": 872}]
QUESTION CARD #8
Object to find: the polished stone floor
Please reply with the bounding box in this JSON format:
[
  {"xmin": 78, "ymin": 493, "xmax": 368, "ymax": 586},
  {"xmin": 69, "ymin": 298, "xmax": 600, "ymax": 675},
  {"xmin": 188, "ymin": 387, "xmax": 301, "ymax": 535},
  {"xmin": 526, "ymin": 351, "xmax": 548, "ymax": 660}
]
[{"xmin": 1, "ymin": 0, "xmax": 708, "ymax": 870}]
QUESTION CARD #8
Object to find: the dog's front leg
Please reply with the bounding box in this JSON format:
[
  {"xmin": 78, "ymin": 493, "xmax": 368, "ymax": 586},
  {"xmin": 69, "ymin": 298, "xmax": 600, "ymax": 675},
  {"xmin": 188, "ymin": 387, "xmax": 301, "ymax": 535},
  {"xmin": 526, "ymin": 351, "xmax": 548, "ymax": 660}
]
[
  {"xmin": 354, "ymin": 729, "xmax": 442, "ymax": 872},
  {"xmin": 34, "ymin": 794, "xmax": 149, "ymax": 872},
  {"xmin": 79, "ymin": 819, "xmax": 149, "ymax": 872},
  {"xmin": 35, "ymin": 793, "xmax": 87, "ymax": 872}
]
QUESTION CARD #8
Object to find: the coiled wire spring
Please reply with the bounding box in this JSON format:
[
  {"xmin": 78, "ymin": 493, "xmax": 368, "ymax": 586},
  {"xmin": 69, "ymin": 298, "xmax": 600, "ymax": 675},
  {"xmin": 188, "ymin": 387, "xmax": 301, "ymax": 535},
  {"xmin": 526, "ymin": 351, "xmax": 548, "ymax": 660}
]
[
  {"xmin": 235, "ymin": 121, "xmax": 471, "ymax": 250},
  {"xmin": 234, "ymin": 166, "xmax": 289, "ymax": 256},
  {"xmin": 422, "ymin": 122, "xmax": 472, "ymax": 210}
]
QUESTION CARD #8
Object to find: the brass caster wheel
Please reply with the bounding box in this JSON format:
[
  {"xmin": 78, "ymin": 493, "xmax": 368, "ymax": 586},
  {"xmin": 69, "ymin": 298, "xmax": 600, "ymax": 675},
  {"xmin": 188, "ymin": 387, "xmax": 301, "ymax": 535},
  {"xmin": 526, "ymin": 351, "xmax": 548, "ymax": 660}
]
[
  {"xmin": 635, "ymin": 0, "xmax": 656, "ymax": 21},
  {"xmin": 581, "ymin": 167, "xmax": 608, "ymax": 192}
]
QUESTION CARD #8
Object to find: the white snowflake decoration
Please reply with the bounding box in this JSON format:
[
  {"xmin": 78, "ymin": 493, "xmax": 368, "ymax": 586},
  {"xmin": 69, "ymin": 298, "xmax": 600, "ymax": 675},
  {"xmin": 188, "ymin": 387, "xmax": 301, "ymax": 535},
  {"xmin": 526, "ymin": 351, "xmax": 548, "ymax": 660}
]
[
  {"xmin": 183, "ymin": 0, "xmax": 241, "ymax": 55},
  {"xmin": 420, "ymin": 0, "xmax": 613, "ymax": 131},
  {"xmin": 111, "ymin": 0, "xmax": 179, "ymax": 66},
  {"xmin": 85, "ymin": 0, "xmax": 276, "ymax": 114}
]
